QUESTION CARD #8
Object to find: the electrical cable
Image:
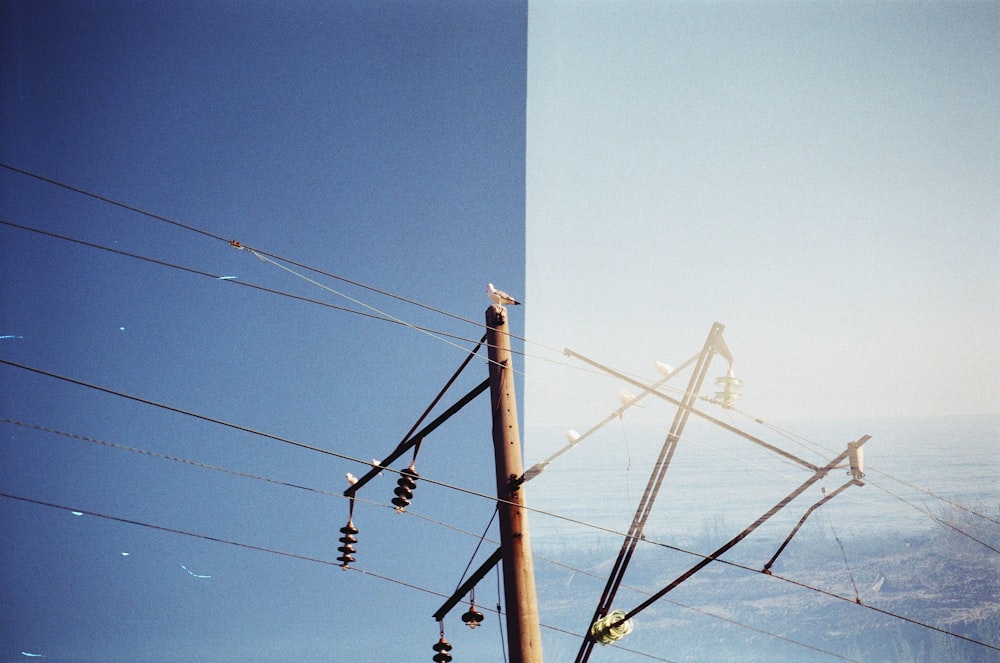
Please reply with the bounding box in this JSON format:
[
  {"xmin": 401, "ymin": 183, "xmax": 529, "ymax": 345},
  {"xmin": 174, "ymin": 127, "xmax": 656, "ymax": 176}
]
[
  {"xmin": 824, "ymin": 508, "xmax": 861, "ymax": 603},
  {"xmin": 2, "ymin": 418, "xmax": 1000, "ymax": 660},
  {"xmin": 579, "ymin": 364, "xmax": 999, "ymax": 558},
  {"xmin": 1, "ymin": 210, "xmax": 666, "ymax": 446},
  {"xmin": 637, "ymin": 535, "xmax": 1000, "ymax": 654},
  {"xmin": 244, "ymin": 246, "xmax": 489, "ymax": 360},
  {"xmin": 0, "ymin": 358, "xmax": 503, "ymax": 512},
  {"xmin": 866, "ymin": 470, "xmax": 1000, "ymax": 528},
  {"xmin": 617, "ymin": 444, "xmax": 864, "ymax": 631},
  {"xmin": 6, "ymin": 169, "xmax": 990, "ymax": 536},
  {"xmin": 2, "ymin": 412, "xmax": 941, "ymax": 663},
  {"xmin": 0, "ymin": 163, "xmax": 230, "ymax": 243},
  {"xmin": 0, "ymin": 217, "xmax": 596, "ymax": 387},
  {"xmin": 0, "ymin": 417, "xmax": 863, "ymax": 661},
  {"xmin": 0, "ymin": 194, "xmax": 847, "ymax": 487},
  {"xmin": 0, "ymin": 358, "xmax": 364, "ymax": 464},
  {"xmin": 538, "ymin": 552, "xmax": 862, "ymax": 663},
  {"xmin": 0, "ymin": 416, "xmax": 864, "ymax": 661},
  {"xmin": 716, "ymin": 401, "xmax": 1000, "ymax": 555},
  {"xmin": 0, "ymin": 164, "xmax": 635, "ymax": 411},
  {"xmin": 455, "ymin": 507, "xmax": 499, "ymax": 591},
  {"xmin": 0, "ymin": 417, "xmax": 495, "ymax": 548},
  {"xmin": 617, "ymin": 416, "xmax": 636, "ymax": 515},
  {"xmin": 0, "ymin": 414, "xmax": 517, "ymax": 562},
  {"xmin": 0, "ymin": 164, "xmax": 569, "ymax": 357},
  {"xmin": 495, "ymin": 563, "xmax": 508, "ymax": 663},
  {"xmin": 6, "ymin": 165, "xmax": 995, "ymax": 655},
  {"xmin": 0, "ymin": 491, "xmax": 379, "ymax": 574},
  {"xmin": 710, "ymin": 398, "xmax": 1000, "ymax": 530},
  {"xmin": 5, "ymin": 354, "xmax": 992, "ymax": 608},
  {"xmin": 3, "ymin": 359, "xmax": 996, "ymax": 653},
  {"xmin": 0, "ymin": 490, "xmax": 678, "ymax": 663},
  {"xmin": 1, "ymin": 417, "xmax": 347, "ymax": 499},
  {"xmin": 0, "ymin": 492, "xmax": 833, "ymax": 663},
  {"xmin": 0, "ymin": 219, "xmax": 485, "ymax": 346},
  {"xmin": 865, "ymin": 479, "xmax": 1000, "ymax": 555}
]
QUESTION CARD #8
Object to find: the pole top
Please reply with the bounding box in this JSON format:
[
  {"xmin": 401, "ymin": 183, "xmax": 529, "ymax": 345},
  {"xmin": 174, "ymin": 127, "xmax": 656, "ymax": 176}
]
[{"xmin": 486, "ymin": 304, "xmax": 508, "ymax": 326}]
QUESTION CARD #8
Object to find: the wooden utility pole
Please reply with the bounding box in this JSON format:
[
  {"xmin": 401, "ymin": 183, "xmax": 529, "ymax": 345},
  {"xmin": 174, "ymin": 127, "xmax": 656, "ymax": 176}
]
[{"xmin": 486, "ymin": 305, "xmax": 543, "ymax": 663}]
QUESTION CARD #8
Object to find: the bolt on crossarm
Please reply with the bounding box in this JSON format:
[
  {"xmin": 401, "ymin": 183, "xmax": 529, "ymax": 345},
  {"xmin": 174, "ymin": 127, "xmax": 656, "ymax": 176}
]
[{"xmin": 486, "ymin": 304, "xmax": 544, "ymax": 663}]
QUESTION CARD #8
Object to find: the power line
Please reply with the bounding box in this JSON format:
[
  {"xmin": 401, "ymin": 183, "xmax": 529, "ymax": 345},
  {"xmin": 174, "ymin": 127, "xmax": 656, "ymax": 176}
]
[
  {"xmin": 7, "ymin": 163, "xmax": 994, "ymax": 655},
  {"xmin": 0, "ymin": 219, "xmax": 484, "ymax": 346},
  {"xmin": 559, "ymin": 359, "xmax": 999, "ymax": 552},
  {"xmin": 9, "ymin": 487, "xmax": 959, "ymax": 663},
  {"xmin": 637, "ymin": 535, "xmax": 1000, "ymax": 654},
  {"xmin": 867, "ymin": 469, "xmax": 1000, "ymax": 528},
  {"xmin": 3, "ymin": 362, "xmax": 995, "ymax": 653},
  {"xmin": 0, "ymin": 200, "xmax": 840, "ymax": 480},
  {"xmin": 1, "ymin": 216, "xmax": 588, "ymax": 381},
  {"xmin": 0, "ymin": 358, "xmax": 506, "ymax": 513},
  {"xmin": 6, "ymin": 352, "xmax": 992, "ymax": 594},
  {"xmin": 1, "ymin": 208, "xmax": 637, "ymax": 420},
  {"xmin": 603, "ymin": 404, "xmax": 999, "ymax": 559},
  {"xmin": 1, "ymin": 417, "xmax": 348, "ymax": 499},
  {"xmin": 865, "ymin": 479, "xmax": 1000, "ymax": 554},
  {"xmin": 5, "ymin": 212, "xmax": 989, "ymax": 529},
  {"xmin": 0, "ymin": 358, "xmax": 361, "ymax": 464},
  {"xmin": 6, "ymin": 416, "xmax": 993, "ymax": 658},
  {"xmin": 0, "ymin": 163, "xmax": 229, "ymax": 243},
  {"xmin": 0, "ymin": 164, "xmax": 495, "ymax": 340},
  {"xmin": 0, "ymin": 490, "xmax": 681, "ymax": 662},
  {"xmin": 535, "ymin": 550, "xmax": 862, "ymax": 663},
  {"xmin": 0, "ymin": 164, "xmax": 594, "ymax": 372},
  {"xmin": 0, "ymin": 416, "xmax": 871, "ymax": 661},
  {"xmin": 0, "ymin": 215, "xmax": 650, "ymax": 465},
  {"xmin": 0, "ymin": 490, "xmax": 448, "ymax": 594},
  {"xmin": 718, "ymin": 403, "xmax": 1000, "ymax": 530},
  {"xmin": 0, "ymin": 417, "xmax": 861, "ymax": 661},
  {"xmin": 5, "ymin": 406, "xmax": 993, "ymax": 656},
  {"xmin": 243, "ymin": 245, "xmax": 491, "ymax": 361},
  {"xmin": 4, "ymin": 167, "xmax": 982, "ymax": 525}
]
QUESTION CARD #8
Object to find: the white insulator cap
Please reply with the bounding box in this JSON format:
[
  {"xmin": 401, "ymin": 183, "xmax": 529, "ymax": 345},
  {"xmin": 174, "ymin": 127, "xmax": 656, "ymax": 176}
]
[
  {"xmin": 654, "ymin": 361, "xmax": 674, "ymax": 377},
  {"xmin": 618, "ymin": 390, "xmax": 644, "ymax": 408}
]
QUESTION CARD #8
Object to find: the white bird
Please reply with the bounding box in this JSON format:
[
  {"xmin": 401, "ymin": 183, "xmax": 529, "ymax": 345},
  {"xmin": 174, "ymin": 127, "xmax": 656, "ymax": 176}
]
[
  {"xmin": 655, "ymin": 361, "xmax": 674, "ymax": 378},
  {"xmin": 346, "ymin": 472, "xmax": 358, "ymax": 485},
  {"xmin": 487, "ymin": 283, "xmax": 521, "ymax": 307},
  {"xmin": 566, "ymin": 429, "xmax": 582, "ymax": 444}
]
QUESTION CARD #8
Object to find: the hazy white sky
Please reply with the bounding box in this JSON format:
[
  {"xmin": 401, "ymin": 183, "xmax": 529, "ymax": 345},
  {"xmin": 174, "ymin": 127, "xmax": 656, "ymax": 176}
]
[{"xmin": 525, "ymin": 1, "xmax": 999, "ymax": 425}]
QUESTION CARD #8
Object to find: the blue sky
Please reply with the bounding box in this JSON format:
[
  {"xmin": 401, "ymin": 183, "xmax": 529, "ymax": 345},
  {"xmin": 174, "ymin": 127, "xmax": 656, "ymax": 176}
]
[
  {"xmin": 2, "ymin": 1, "xmax": 525, "ymax": 660},
  {"xmin": 521, "ymin": 3, "xmax": 998, "ymax": 661},
  {"xmin": 525, "ymin": 0, "xmax": 999, "ymax": 425},
  {"xmin": 2, "ymin": 1, "xmax": 998, "ymax": 662}
]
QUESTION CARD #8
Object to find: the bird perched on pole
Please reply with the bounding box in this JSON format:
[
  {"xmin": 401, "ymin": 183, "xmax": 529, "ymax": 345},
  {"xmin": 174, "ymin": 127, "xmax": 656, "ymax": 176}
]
[{"xmin": 487, "ymin": 283, "xmax": 521, "ymax": 309}]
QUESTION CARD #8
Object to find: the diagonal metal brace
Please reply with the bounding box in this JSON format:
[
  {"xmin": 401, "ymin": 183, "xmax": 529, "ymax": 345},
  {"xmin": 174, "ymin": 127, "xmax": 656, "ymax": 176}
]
[
  {"xmin": 619, "ymin": 435, "xmax": 871, "ymax": 625},
  {"xmin": 564, "ymin": 348, "xmax": 821, "ymax": 472},
  {"xmin": 763, "ymin": 477, "xmax": 857, "ymax": 573},
  {"xmin": 432, "ymin": 546, "xmax": 503, "ymax": 622},
  {"xmin": 344, "ymin": 378, "xmax": 490, "ymax": 498}
]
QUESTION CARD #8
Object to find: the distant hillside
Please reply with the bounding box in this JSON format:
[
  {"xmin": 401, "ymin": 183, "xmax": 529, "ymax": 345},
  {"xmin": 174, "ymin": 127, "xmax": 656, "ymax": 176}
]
[{"xmin": 537, "ymin": 504, "xmax": 999, "ymax": 662}]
